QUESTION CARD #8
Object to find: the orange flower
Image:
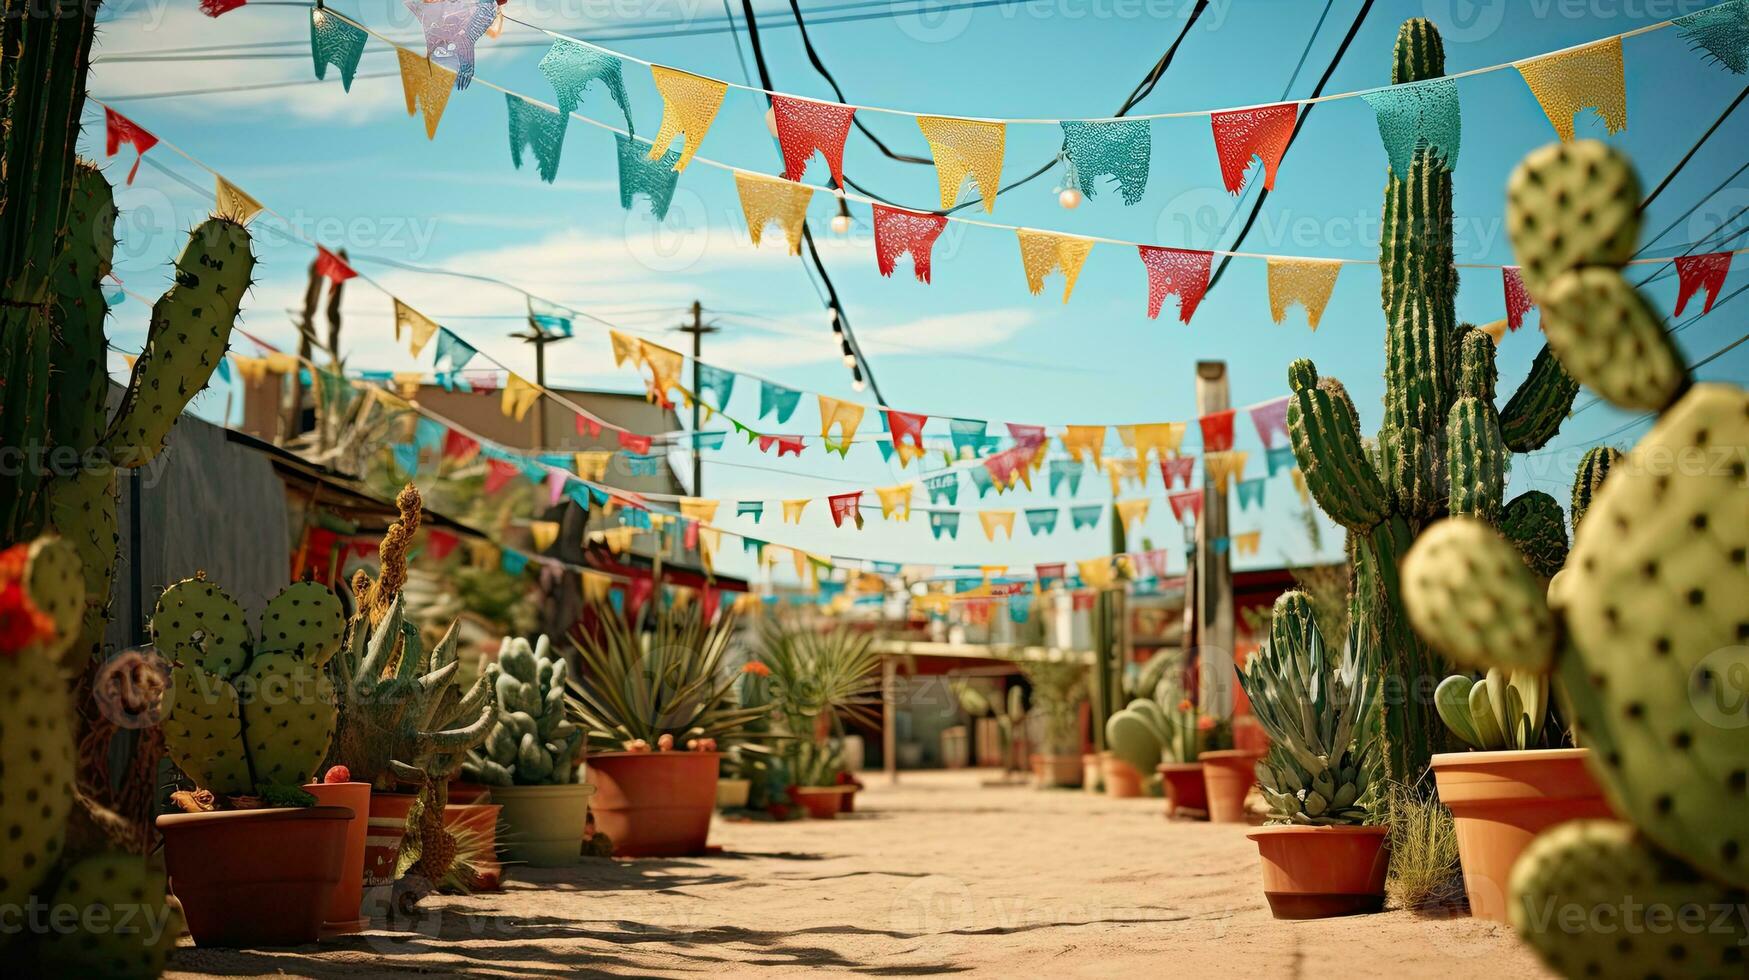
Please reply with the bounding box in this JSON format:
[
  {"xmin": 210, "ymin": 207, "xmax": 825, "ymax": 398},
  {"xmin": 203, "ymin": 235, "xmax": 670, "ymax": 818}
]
[
  {"xmin": 0, "ymin": 545, "xmax": 56, "ymax": 657},
  {"xmin": 741, "ymin": 661, "xmax": 772, "ymax": 677},
  {"xmin": 1176, "ymin": 698, "xmax": 1193, "ymax": 713},
  {"xmin": 1196, "ymin": 715, "xmax": 1216, "ymax": 731}
]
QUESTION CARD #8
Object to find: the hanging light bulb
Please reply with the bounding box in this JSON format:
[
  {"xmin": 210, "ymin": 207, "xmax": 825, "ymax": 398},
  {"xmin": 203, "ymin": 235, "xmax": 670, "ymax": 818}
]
[
  {"xmin": 851, "ymin": 378, "xmax": 867, "ymax": 392},
  {"xmin": 842, "ymin": 353, "xmax": 857, "ymax": 367},
  {"xmin": 765, "ymin": 105, "xmax": 778, "ymax": 137},
  {"xmin": 1058, "ymin": 187, "xmax": 1083, "ymax": 209},
  {"xmin": 830, "ymin": 197, "xmax": 852, "ymax": 235}
]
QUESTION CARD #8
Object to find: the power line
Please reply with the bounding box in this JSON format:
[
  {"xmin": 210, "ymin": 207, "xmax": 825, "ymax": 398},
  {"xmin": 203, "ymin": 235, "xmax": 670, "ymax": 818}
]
[{"xmin": 1635, "ymin": 81, "xmax": 1749, "ymax": 211}]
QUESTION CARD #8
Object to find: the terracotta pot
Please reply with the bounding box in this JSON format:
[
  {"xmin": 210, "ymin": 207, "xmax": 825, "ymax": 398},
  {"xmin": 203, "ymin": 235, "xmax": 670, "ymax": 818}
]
[
  {"xmin": 716, "ymin": 777, "xmax": 752, "ymax": 809},
  {"xmin": 444, "ymin": 803, "xmax": 504, "ymax": 891},
  {"xmin": 447, "ymin": 781, "xmax": 492, "ymax": 805},
  {"xmin": 1082, "ymin": 753, "xmax": 1102, "ymax": 793},
  {"xmin": 1432, "ymin": 748, "xmax": 1612, "ymax": 922},
  {"xmin": 1101, "ymin": 752, "xmax": 1144, "ymax": 798},
  {"xmin": 1029, "ymin": 753, "xmax": 1044, "ymax": 783},
  {"xmin": 1039, "ymin": 753, "xmax": 1083, "ymax": 788},
  {"xmin": 491, "ymin": 782, "xmax": 595, "ymax": 867},
  {"xmin": 157, "ymin": 806, "xmax": 351, "ymax": 947},
  {"xmin": 303, "ymin": 781, "xmax": 370, "ymax": 934},
  {"xmin": 1157, "ymin": 762, "xmax": 1208, "ymax": 818},
  {"xmin": 360, "ymin": 792, "xmax": 417, "ymax": 919},
  {"xmin": 1202, "ymin": 750, "xmax": 1263, "ymax": 823},
  {"xmin": 789, "ymin": 785, "xmax": 853, "ymax": 819},
  {"xmin": 588, "ymin": 751, "xmax": 721, "ymax": 857},
  {"xmin": 1247, "ymin": 825, "xmax": 1391, "ymax": 919}
]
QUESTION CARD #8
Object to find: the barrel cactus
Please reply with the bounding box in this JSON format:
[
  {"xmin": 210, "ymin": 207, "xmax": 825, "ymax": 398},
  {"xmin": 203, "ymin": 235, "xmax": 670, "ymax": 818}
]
[
  {"xmin": 153, "ymin": 575, "xmax": 345, "ymax": 804},
  {"xmin": 1401, "ymin": 140, "xmax": 1749, "ymax": 974},
  {"xmin": 464, "ymin": 635, "xmax": 584, "ymax": 785},
  {"xmin": 1236, "ymin": 592, "xmax": 1379, "ymax": 825},
  {"xmin": 1287, "ymin": 18, "xmax": 1578, "ymax": 783}
]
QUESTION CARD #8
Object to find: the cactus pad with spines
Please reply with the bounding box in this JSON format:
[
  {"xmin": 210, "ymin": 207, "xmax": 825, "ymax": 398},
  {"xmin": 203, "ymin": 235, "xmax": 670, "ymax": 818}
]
[
  {"xmin": 1504, "ymin": 140, "xmax": 1641, "ymax": 296},
  {"xmin": 1501, "ymin": 491, "xmax": 1569, "ymax": 579},
  {"xmin": 256, "ymin": 580, "xmax": 345, "ymax": 667},
  {"xmin": 150, "ymin": 577, "xmax": 252, "ymax": 677},
  {"xmin": 1569, "ymin": 446, "xmax": 1620, "ymax": 532},
  {"xmin": 1498, "ymin": 344, "xmax": 1581, "ymax": 452},
  {"xmin": 238, "ymin": 652, "xmax": 338, "ymax": 790},
  {"xmin": 160, "ymin": 663, "xmax": 252, "ymax": 796},
  {"xmin": 1104, "ymin": 701, "xmax": 1168, "ymax": 780},
  {"xmin": 38, "ymin": 852, "xmax": 179, "ymax": 978},
  {"xmin": 1401, "ymin": 518, "xmax": 1558, "ymax": 672},
  {"xmin": 1539, "ymin": 268, "xmax": 1683, "ymax": 411}
]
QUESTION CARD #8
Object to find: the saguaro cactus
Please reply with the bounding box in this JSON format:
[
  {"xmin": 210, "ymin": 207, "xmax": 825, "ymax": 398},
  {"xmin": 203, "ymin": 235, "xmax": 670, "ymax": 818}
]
[{"xmin": 1286, "ymin": 18, "xmax": 1578, "ymax": 783}]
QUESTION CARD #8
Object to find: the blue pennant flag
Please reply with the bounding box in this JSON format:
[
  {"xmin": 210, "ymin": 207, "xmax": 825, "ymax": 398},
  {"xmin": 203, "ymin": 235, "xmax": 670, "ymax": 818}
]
[
  {"xmin": 1007, "ymin": 592, "xmax": 1031, "ymax": 624},
  {"xmin": 696, "ymin": 364, "xmax": 736, "ymax": 409},
  {"xmin": 1024, "ymin": 508, "xmax": 1060, "ymax": 535},
  {"xmin": 873, "ymin": 561, "xmax": 903, "ymax": 575},
  {"xmin": 433, "ymin": 329, "xmax": 477, "ymax": 373},
  {"xmin": 949, "ymin": 418, "xmax": 996, "ymax": 458},
  {"xmin": 1676, "ymin": 0, "xmax": 1749, "ymax": 74},
  {"xmin": 624, "ymin": 452, "xmax": 664, "ymax": 477},
  {"xmin": 1070, "ymin": 504, "xmax": 1104, "ymax": 530},
  {"xmin": 967, "ymin": 466, "xmax": 995, "ymax": 498},
  {"xmin": 310, "ymin": 11, "xmax": 367, "ymax": 91},
  {"xmin": 758, "ymin": 380, "xmax": 801, "ymax": 424},
  {"xmin": 617, "ymin": 133, "xmax": 681, "ymax": 219},
  {"xmin": 623, "ymin": 509, "xmax": 652, "ymax": 529},
  {"xmin": 528, "ymin": 296, "xmax": 574, "ymax": 337},
  {"xmin": 1362, "ymin": 77, "xmax": 1460, "ymax": 178},
  {"xmin": 506, "ymin": 94, "xmax": 568, "ymax": 183},
  {"xmin": 608, "ymin": 587, "xmax": 625, "ymax": 614},
  {"xmin": 737, "ymin": 501, "xmax": 764, "ymax": 522},
  {"xmin": 588, "ymin": 485, "xmax": 614, "ymax": 505},
  {"xmin": 924, "ymin": 471, "xmax": 960, "ymax": 506},
  {"xmin": 501, "ymin": 548, "xmax": 529, "ymax": 575},
  {"xmin": 435, "ymin": 371, "xmax": 473, "ymax": 393},
  {"xmin": 413, "ymin": 417, "xmax": 445, "ymax": 453},
  {"xmin": 216, "ymin": 357, "xmax": 232, "ymax": 383},
  {"xmin": 566, "ymin": 484, "xmax": 593, "ymax": 509},
  {"xmin": 1212, "ymin": 536, "xmax": 1232, "ymax": 554},
  {"xmin": 391, "ymin": 442, "xmax": 420, "ymax": 478},
  {"xmin": 742, "ymin": 537, "xmax": 766, "ymax": 559},
  {"xmin": 537, "ymin": 38, "xmax": 634, "ymax": 129},
  {"xmin": 693, "ymin": 431, "xmax": 728, "ymax": 450},
  {"xmin": 1060, "ymin": 119, "xmax": 1151, "ymax": 205},
  {"xmin": 519, "ymin": 457, "xmax": 547, "ymax": 483},
  {"xmin": 1266, "ymin": 445, "xmax": 1297, "ymax": 477},
  {"xmin": 1048, "ymin": 458, "xmax": 1084, "ymax": 497},
  {"xmin": 1237, "ymin": 478, "xmax": 1267, "ymax": 511},
  {"xmin": 928, "ymin": 511, "xmax": 961, "ymax": 540}
]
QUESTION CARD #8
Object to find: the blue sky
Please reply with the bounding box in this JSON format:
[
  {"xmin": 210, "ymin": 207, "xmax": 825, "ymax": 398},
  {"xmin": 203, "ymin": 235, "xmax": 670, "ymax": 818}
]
[{"xmin": 84, "ymin": 0, "xmax": 1749, "ymax": 583}]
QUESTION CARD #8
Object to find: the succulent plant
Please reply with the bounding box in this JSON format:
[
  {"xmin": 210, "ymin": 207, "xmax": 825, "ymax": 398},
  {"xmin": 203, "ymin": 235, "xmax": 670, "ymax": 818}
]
[
  {"xmin": 1018, "ymin": 660, "xmax": 1085, "ymax": 755},
  {"xmin": 1433, "ymin": 669, "xmax": 1553, "ymax": 752},
  {"xmin": 1236, "ymin": 592, "xmax": 1379, "ymax": 826},
  {"xmin": 1402, "ymin": 139, "xmax": 1749, "ymax": 972},
  {"xmin": 464, "ymin": 634, "xmax": 584, "ymax": 785},
  {"xmin": 1568, "ymin": 446, "xmax": 1620, "ymax": 532},
  {"xmin": 1104, "ymin": 698, "xmax": 1170, "ymax": 777},
  {"xmin": 1286, "ymin": 19, "xmax": 1579, "ymax": 784}
]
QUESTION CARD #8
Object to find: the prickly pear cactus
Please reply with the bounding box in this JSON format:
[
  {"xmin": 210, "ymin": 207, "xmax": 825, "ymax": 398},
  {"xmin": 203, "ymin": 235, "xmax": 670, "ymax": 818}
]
[
  {"xmin": 1403, "ymin": 139, "xmax": 1749, "ymax": 974},
  {"xmin": 153, "ymin": 574, "xmax": 344, "ymax": 799},
  {"xmin": 37, "ymin": 853, "xmax": 180, "ymax": 977},
  {"xmin": 464, "ymin": 634, "xmax": 583, "ymax": 785},
  {"xmin": 1103, "ymin": 698, "xmax": 1169, "ymax": 781}
]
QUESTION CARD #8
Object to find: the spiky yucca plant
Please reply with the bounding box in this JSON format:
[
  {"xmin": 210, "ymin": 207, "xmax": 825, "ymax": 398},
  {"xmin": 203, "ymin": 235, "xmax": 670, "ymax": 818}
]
[
  {"xmin": 1236, "ymin": 592, "xmax": 1380, "ymax": 826},
  {"xmin": 758, "ymin": 621, "xmax": 883, "ymax": 734}
]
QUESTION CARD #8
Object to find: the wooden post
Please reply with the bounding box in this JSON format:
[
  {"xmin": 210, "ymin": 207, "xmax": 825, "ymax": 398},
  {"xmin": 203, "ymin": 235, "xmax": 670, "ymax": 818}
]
[
  {"xmin": 882, "ymin": 656, "xmax": 898, "ymax": 785},
  {"xmin": 1195, "ymin": 360, "xmax": 1235, "ymax": 717}
]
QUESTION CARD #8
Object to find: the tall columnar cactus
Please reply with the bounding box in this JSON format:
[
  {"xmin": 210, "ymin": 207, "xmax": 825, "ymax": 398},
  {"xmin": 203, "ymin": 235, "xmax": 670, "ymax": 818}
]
[
  {"xmin": 152, "ymin": 575, "xmax": 345, "ymax": 802},
  {"xmin": 1568, "ymin": 446, "xmax": 1620, "ymax": 532},
  {"xmin": 1286, "ymin": 18, "xmax": 1579, "ymax": 784},
  {"xmin": 464, "ymin": 635, "xmax": 583, "ymax": 785},
  {"xmin": 1402, "ymin": 140, "xmax": 1748, "ymax": 974}
]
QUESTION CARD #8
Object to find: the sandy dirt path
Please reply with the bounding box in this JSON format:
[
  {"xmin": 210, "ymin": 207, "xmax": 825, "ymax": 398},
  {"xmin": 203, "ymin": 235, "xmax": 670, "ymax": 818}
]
[{"xmin": 167, "ymin": 770, "xmax": 1549, "ymax": 978}]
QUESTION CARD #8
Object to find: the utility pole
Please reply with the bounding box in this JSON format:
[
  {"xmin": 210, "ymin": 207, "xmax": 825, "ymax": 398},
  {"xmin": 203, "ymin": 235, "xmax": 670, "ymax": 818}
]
[
  {"xmin": 674, "ymin": 300, "xmax": 719, "ymax": 496},
  {"xmin": 1194, "ymin": 360, "xmax": 1234, "ymax": 717},
  {"xmin": 511, "ymin": 312, "xmax": 570, "ymax": 448}
]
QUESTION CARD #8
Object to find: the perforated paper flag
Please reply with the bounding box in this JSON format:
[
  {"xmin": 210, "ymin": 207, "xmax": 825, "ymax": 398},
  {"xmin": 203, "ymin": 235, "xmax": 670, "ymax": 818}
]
[
  {"xmin": 649, "ymin": 65, "xmax": 726, "ymax": 171},
  {"xmin": 1077, "ymin": 559, "xmax": 1114, "ymax": 590},
  {"xmin": 819, "ymin": 395, "xmax": 865, "ymax": 457},
  {"xmin": 695, "ymin": 364, "xmax": 735, "ymax": 409},
  {"xmin": 1060, "ymin": 119, "xmax": 1150, "ymax": 205},
  {"xmin": 1024, "ymin": 508, "xmax": 1059, "ymax": 535},
  {"xmin": 1233, "ymin": 530, "xmax": 1262, "ymax": 557},
  {"xmin": 1503, "ymin": 266, "xmax": 1536, "ymax": 331},
  {"xmin": 1137, "ymin": 246, "xmax": 1212, "ymax": 323},
  {"xmin": 737, "ymin": 501, "xmax": 764, "ymax": 523},
  {"xmin": 1674, "ymin": 252, "xmax": 1733, "ymax": 316},
  {"xmin": 310, "ymin": 10, "xmax": 368, "ymax": 92},
  {"xmin": 1249, "ymin": 397, "xmax": 1290, "ymax": 449},
  {"xmin": 679, "ymin": 498, "xmax": 719, "ymax": 524},
  {"xmin": 574, "ymin": 450, "xmax": 611, "ymax": 481},
  {"xmin": 828, "ymin": 492, "xmax": 864, "ymax": 529},
  {"xmin": 314, "ymin": 246, "xmax": 356, "ymax": 285},
  {"xmin": 1069, "ymin": 504, "xmax": 1103, "ymax": 530},
  {"xmin": 1362, "ymin": 77, "xmax": 1460, "ymax": 177},
  {"xmin": 917, "ymin": 116, "xmax": 1005, "ymax": 212},
  {"xmin": 1209, "ymin": 102, "xmax": 1297, "ymax": 194},
  {"xmin": 103, "ymin": 108, "xmax": 157, "ymax": 186},
  {"xmin": 214, "ymin": 176, "xmax": 263, "ymax": 224},
  {"xmin": 735, "ymin": 172, "xmax": 814, "ymax": 255},
  {"xmin": 404, "ymin": 0, "xmax": 496, "ymax": 90},
  {"xmin": 1160, "ymin": 454, "xmax": 1196, "ymax": 489},
  {"xmin": 1131, "ymin": 422, "xmax": 1186, "ymax": 461},
  {"xmin": 782, "ymin": 499, "xmax": 809, "ymax": 524},
  {"xmin": 949, "ymin": 419, "xmax": 996, "ymax": 459},
  {"xmin": 876, "ymin": 485, "xmax": 914, "ymax": 521},
  {"xmin": 967, "ymin": 466, "xmax": 995, "ymax": 498},
  {"xmin": 884, "ymin": 409, "xmax": 928, "ymax": 466},
  {"xmin": 872, "ymin": 205, "xmax": 949, "ymax": 284},
  {"xmin": 929, "ymin": 511, "xmax": 961, "ymax": 540},
  {"xmin": 1266, "ymin": 257, "xmax": 1341, "ymax": 329},
  {"xmin": 1167, "ymin": 489, "xmax": 1202, "ymax": 524},
  {"xmin": 759, "ymin": 381, "xmax": 801, "ymax": 423},
  {"xmin": 507, "ymin": 96, "xmax": 568, "ymax": 183},
  {"xmin": 609, "ymin": 330, "xmax": 638, "ymax": 367},
  {"xmin": 539, "ymin": 39, "xmax": 632, "ymax": 128},
  {"xmin": 1199, "ymin": 409, "xmax": 1235, "ymax": 452},
  {"xmin": 638, "ymin": 340, "xmax": 684, "ymax": 403},
  {"xmin": 1515, "ymin": 38, "xmax": 1627, "ymax": 141},
  {"xmin": 397, "ymin": 49, "xmax": 456, "ymax": 139},
  {"xmin": 1236, "ymin": 477, "xmax": 1266, "ymax": 511},
  {"xmin": 1204, "ymin": 450, "xmax": 1249, "ymax": 492},
  {"xmin": 1048, "ymin": 459, "xmax": 1083, "ymax": 497},
  {"xmin": 1676, "ymin": 0, "xmax": 1749, "ymax": 73},
  {"xmin": 925, "ymin": 472, "xmax": 960, "ymax": 506},
  {"xmin": 1115, "ymin": 498, "xmax": 1149, "ymax": 532},
  {"xmin": 615, "ymin": 133, "xmax": 681, "ymax": 219},
  {"xmin": 773, "ymin": 95, "xmax": 856, "ymax": 184},
  {"xmin": 530, "ymin": 520, "xmax": 560, "ymax": 552},
  {"xmin": 1266, "ymin": 445, "xmax": 1297, "ymax": 477},
  {"xmin": 979, "ymin": 510, "xmax": 1015, "ymax": 542},
  {"xmin": 1017, "ymin": 229, "xmax": 1094, "ymax": 302},
  {"xmin": 1061, "ymin": 425, "xmax": 1105, "ymax": 465}
]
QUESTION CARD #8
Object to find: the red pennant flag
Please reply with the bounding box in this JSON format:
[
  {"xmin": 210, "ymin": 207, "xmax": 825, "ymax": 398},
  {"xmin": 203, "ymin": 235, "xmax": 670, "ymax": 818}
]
[
  {"xmin": 701, "ymin": 586, "xmax": 721, "ymax": 625},
  {"xmin": 314, "ymin": 246, "xmax": 357, "ymax": 284},
  {"xmin": 464, "ymin": 371, "xmax": 500, "ymax": 394},
  {"xmin": 443, "ymin": 430, "xmax": 480, "ymax": 461},
  {"xmin": 1160, "ymin": 455, "xmax": 1196, "ymax": 490},
  {"xmin": 885, "ymin": 409, "xmax": 928, "ymax": 456},
  {"xmin": 683, "ymin": 520, "xmax": 701, "ymax": 551},
  {"xmin": 757, "ymin": 434, "xmax": 805, "ymax": 457},
  {"xmin": 576, "ymin": 414, "xmax": 602, "ymax": 438},
  {"xmin": 617, "ymin": 431, "xmax": 652, "ymax": 454},
  {"xmin": 985, "ymin": 450, "xmax": 1022, "ymax": 488},
  {"xmin": 426, "ymin": 529, "xmax": 460, "ymax": 561},
  {"xmin": 772, "ymin": 95, "xmax": 856, "ymax": 185},
  {"xmin": 484, "ymin": 457, "xmax": 519, "ymax": 494},
  {"xmin": 1034, "ymin": 562, "xmax": 1065, "ymax": 584},
  {"xmin": 1006, "ymin": 423, "xmax": 1046, "ymax": 448},
  {"xmin": 1199, "ymin": 409, "xmax": 1236, "ymax": 452},
  {"xmin": 1072, "ymin": 592, "xmax": 1095, "ymax": 611},
  {"xmin": 873, "ymin": 205, "xmax": 949, "ymax": 284},
  {"xmin": 1209, "ymin": 103, "xmax": 1297, "ymax": 194},
  {"xmin": 1137, "ymin": 246, "xmax": 1213, "ymax": 323},
  {"xmin": 1502, "ymin": 266, "xmax": 1535, "ymax": 331},
  {"xmin": 200, "ymin": 0, "xmax": 246, "ymax": 15},
  {"xmin": 1673, "ymin": 252, "xmax": 1733, "ymax": 317},
  {"xmin": 828, "ymin": 491, "xmax": 864, "ymax": 529},
  {"xmin": 626, "ymin": 577, "xmax": 654, "ymax": 619},
  {"xmin": 103, "ymin": 108, "xmax": 158, "ymax": 186},
  {"xmin": 1168, "ymin": 489, "xmax": 1204, "ymax": 524},
  {"xmin": 1248, "ymin": 397, "xmax": 1290, "ymax": 449}
]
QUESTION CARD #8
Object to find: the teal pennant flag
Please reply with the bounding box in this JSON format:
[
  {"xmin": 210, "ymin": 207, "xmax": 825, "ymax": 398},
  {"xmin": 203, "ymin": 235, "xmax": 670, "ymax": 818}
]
[
  {"xmin": 507, "ymin": 95, "xmax": 568, "ymax": 183},
  {"xmin": 1060, "ymin": 120, "xmax": 1151, "ymax": 205},
  {"xmin": 1362, "ymin": 77, "xmax": 1460, "ymax": 178}
]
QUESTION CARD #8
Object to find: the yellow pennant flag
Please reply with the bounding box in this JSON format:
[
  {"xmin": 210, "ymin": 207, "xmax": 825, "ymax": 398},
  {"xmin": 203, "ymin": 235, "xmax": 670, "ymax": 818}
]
[
  {"xmin": 1233, "ymin": 530, "xmax": 1262, "ymax": 557},
  {"xmin": 529, "ymin": 520, "xmax": 560, "ymax": 552},
  {"xmin": 574, "ymin": 451, "xmax": 611, "ymax": 482},
  {"xmin": 696, "ymin": 527, "xmax": 721, "ymax": 576},
  {"xmin": 917, "ymin": 116, "xmax": 1005, "ymax": 212},
  {"xmin": 978, "ymin": 510, "xmax": 1015, "ymax": 541},
  {"xmin": 396, "ymin": 48, "xmax": 456, "ymax": 140},
  {"xmin": 638, "ymin": 339, "xmax": 684, "ymax": 402},
  {"xmin": 1016, "ymin": 229, "xmax": 1094, "ymax": 302},
  {"xmin": 1204, "ymin": 450, "xmax": 1249, "ymax": 492},
  {"xmin": 394, "ymin": 300, "xmax": 439, "ymax": 357},
  {"xmin": 390, "ymin": 373, "xmax": 424, "ymax": 404},
  {"xmin": 732, "ymin": 592, "xmax": 763, "ymax": 614},
  {"xmin": 679, "ymin": 498, "xmax": 719, "ymax": 524},
  {"xmin": 1077, "ymin": 558, "xmax": 1115, "ymax": 591},
  {"xmin": 213, "ymin": 176, "xmax": 263, "ymax": 225},
  {"xmin": 1291, "ymin": 468, "xmax": 1310, "ymax": 505},
  {"xmin": 1061, "ymin": 425, "xmax": 1106, "ymax": 466},
  {"xmin": 819, "ymin": 395, "xmax": 865, "ymax": 455},
  {"xmin": 782, "ymin": 499, "xmax": 809, "ymax": 524},
  {"xmin": 1266, "ymin": 257, "xmax": 1342, "ymax": 330},
  {"xmin": 582, "ymin": 570, "xmax": 613, "ymax": 604},
  {"xmin": 596, "ymin": 526, "xmax": 637, "ymax": 555},
  {"xmin": 913, "ymin": 593, "xmax": 951, "ymax": 616},
  {"xmin": 609, "ymin": 330, "xmax": 639, "ymax": 367},
  {"xmin": 875, "ymin": 484, "xmax": 914, "ymax": 521},
  {"xmin": 1515, "ymin": 37, "xmax": 1626, "ymax": 142},
  {"xmin": 648, "ymin": 65, "xmax": 727, "ymax": 171},
  {"xmin": 1115, "ymin": 497, "xmax": 1149, "ymax": 532},
  {"xmin": 231, "ymin": 355, "xmax": 269, "ymax": 384},
  {"xmin": 263, "ymin": 352, "xmax": 299, "ymax": 374},
  {"xmin": 501, "ymin": 373, "xmax": 541, "ymax": 421},
  {"xmin": 1132, "ymin": 422, "xmax": 1186, "ymax": 461},
  {"xmin": 1479, "ymin": 318, "xmax": 1509, "ymax": 344},
  {"xmin": 1105, "ymin": 458, "xmax": 1148, "ymax": 496},
  {"xmin": 734, "ymin": 172, "xmax": 814, "ymax": 255}
]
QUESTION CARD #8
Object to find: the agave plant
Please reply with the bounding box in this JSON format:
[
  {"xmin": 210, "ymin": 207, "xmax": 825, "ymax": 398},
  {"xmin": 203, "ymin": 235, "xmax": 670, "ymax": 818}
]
[
  {"xmin": 1018, "ymin": 660, "xmax": 1085, "ymax": 755},
  {"xmin": 758, "ymin": 621, "xmax": 883, "ymax": 736},
  {"xmin": 567, "ymin": 597, "xmax": 768, "ymax": 751},
  {"xmin": 1236, "ymin": 591, "xmax": 1380, "ymax": 826}
]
